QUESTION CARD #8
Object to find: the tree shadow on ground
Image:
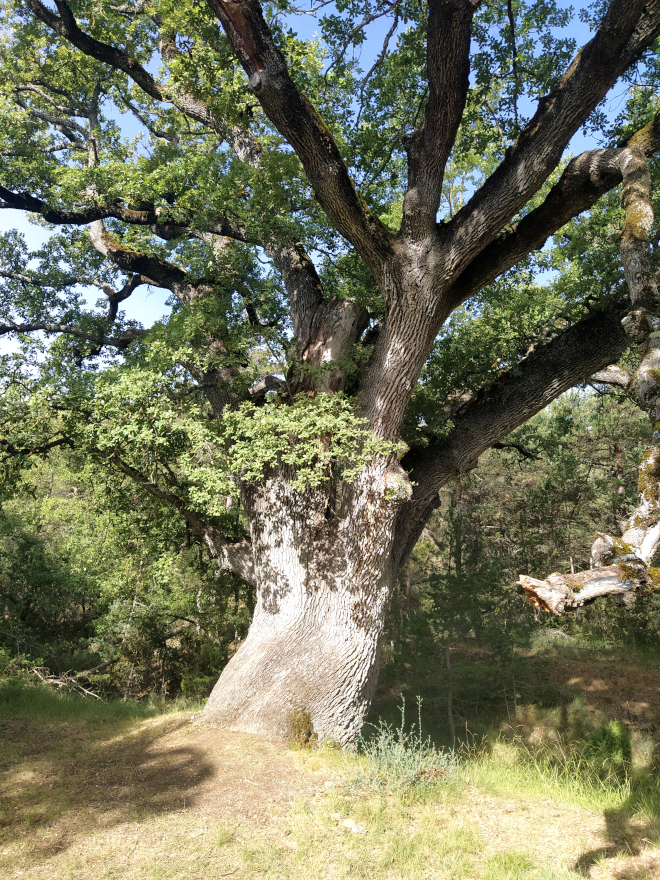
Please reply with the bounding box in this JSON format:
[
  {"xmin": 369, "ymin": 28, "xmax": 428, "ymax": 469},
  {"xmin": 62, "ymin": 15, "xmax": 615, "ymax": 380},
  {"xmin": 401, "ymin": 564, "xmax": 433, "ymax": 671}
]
[
  {"xmin": 0, "ymin": 712, "xmax": 214, "ymax": 862},
  {"xmin": 372, "ymin": 647, "xmax": 660, "ymax": 747},
  {"xmin": 373, "ymin": 645, "xmax": 660, "ymax": 877},
  {"xmin": 573, "ymin": 743, "xmax": 660, "ymax": 878}
]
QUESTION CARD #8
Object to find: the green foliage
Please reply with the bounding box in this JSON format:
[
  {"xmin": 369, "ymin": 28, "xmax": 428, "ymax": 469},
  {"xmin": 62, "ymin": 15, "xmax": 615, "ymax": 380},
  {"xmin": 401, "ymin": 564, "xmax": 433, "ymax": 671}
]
[
  {"xmin": 0, "ymin": 452, "xmax": 253, "ymax": 699},
  {"xmin": 0, "ymin": 0, "xmax": 656, "ymax": 515},
  {"xmin": 220, "ymin": 393, "xmax": 394, "ymax": 490},
  {"xmin": 0, "ymin": 661, "xmax": 168, "ymax": 722},
  {"xmin": 399, "ymin": 391, "xmax": 653, "ymax": 648}
]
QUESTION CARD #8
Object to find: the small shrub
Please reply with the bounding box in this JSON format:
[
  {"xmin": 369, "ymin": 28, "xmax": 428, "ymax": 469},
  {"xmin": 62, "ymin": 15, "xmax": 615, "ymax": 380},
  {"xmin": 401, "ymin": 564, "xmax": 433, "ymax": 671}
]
[
  {"xmin": 287, "ymin": 708, "xmax": 319, "ymax": 748},
  {"xmin": 351, "ymin": 697, "xmax": 454, "ymax": 790}
]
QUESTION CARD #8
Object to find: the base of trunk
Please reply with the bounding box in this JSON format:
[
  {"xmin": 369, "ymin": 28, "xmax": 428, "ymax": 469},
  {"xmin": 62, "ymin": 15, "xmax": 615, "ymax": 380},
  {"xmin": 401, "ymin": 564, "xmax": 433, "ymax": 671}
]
[
  {"xmin": 201, "ymin": 617, "xmax": 382, "ymax": 745},
  {"xmin": 202, "ymin": 465, "xmax": 406, "ymax": 744}
]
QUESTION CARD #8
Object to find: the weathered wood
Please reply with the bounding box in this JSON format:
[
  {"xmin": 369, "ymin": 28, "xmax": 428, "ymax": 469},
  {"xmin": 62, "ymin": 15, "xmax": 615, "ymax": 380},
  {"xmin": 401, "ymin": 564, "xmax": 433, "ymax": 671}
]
[
  {"xmin": 519, "ymin": 567, "xmax": 636, "ymax": 615},
  {"xmin": 520, "ymin": 146, "xmax": 660, "ymax": 616}
]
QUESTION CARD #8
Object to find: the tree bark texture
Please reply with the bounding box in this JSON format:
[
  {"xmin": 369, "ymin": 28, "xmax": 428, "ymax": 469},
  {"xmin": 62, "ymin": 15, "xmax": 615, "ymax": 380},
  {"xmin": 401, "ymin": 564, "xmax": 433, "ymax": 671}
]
[
  {"xmin": 203, "ymin": 461, "xmax": 412, "ymax": 743},
  {"xmin": 520, "ymin": 148, "xmax": 660, "ymax": 613}
]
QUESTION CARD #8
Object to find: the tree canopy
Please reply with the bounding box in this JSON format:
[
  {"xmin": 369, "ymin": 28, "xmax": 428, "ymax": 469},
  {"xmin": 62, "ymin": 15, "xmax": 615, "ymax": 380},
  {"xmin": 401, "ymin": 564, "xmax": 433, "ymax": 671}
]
[{"xmin": 3, "ymin": 0, "xmax": 660, "ymax": 742}]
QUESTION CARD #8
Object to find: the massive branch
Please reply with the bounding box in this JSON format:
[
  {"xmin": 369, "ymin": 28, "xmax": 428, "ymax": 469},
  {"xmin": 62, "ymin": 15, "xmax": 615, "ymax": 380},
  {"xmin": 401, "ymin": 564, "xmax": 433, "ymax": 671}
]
[
  {"xmin": 393, "ymin": 297, "xmax": 631, "ymax": 570},
  {"xmin": 205, "ymin": 0, "xmax": 392, "ymax": 276},
  {"xmin": 447, "ymin": 114, "xmax": 660, "ymax": 306},
  {"xmin": 443, "ymin": 0, "xmax": 660, "ymax": 278},
  {"xmin": 447, "ymin": 151, "xmax": 622, "ymax": 305}
]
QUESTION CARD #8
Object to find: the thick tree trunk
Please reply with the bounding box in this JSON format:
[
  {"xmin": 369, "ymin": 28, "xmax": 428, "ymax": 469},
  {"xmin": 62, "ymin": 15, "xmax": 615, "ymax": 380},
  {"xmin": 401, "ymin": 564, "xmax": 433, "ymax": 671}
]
[
  {"xmin": 201, "ymin": 461, "xmax": 412, "ymax": 744},
  {"xmin": 14, "ymin": 0, "xmax": 660, "ymax": 751}
]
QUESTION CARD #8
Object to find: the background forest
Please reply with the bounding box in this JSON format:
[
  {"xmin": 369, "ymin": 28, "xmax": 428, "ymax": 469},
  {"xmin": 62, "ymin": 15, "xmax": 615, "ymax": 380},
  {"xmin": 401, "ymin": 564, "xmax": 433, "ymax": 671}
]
[{"xmin": 3, "ymin": 385, "xmax": 658, "ymax": 738}]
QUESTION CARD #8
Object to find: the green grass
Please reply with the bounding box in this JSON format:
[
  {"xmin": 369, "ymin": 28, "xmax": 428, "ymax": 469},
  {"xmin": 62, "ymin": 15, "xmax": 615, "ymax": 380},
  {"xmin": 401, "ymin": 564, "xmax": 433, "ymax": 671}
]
[
  {"xmin": 460, "ymin": 734, "xmax": 633, "ymax": 811},
  {"xmin": 0, "ymin": 673, "xmax": 203, "ymax": 722},
  {"xmin": 2, "ymin": 647, "xmax": 660, "ymax": 879},
  {"xmin": 482, "ymin": 851, "xmax": 576, "ymax": 880}
]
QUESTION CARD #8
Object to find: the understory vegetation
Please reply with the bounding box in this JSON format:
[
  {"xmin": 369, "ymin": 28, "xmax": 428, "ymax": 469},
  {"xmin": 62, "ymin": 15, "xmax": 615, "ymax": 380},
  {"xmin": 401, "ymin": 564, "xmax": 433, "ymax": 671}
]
[
  {"xmin": 1, "ymin": 654, "xmax": 659, "ymax": 880},
  {"xmin": 2, "ymin": 388, "xmax": 656, "ymax": 705}
]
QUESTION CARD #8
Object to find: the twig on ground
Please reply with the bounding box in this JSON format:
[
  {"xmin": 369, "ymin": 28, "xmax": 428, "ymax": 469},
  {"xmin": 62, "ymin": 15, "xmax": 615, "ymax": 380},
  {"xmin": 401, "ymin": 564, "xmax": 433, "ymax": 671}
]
[{"xmin": 30, "ymin": 666, "xmax": 104, "ymax": 700}]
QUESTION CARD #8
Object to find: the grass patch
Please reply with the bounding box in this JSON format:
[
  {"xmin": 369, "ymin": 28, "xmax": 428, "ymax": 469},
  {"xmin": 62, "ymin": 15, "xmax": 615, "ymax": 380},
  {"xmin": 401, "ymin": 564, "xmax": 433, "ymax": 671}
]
[
  {"xmin": 214, "ymin": 825, "xmax": 236, "ymax": 846},
  {"xmin": 2, "ymin": 648, "xmax": 660, "ymax": 879},
  {"xmin": 0, "ymin": 673, "xmax": 204, "ymax": 722},
  {"xmin": 482, "ymin": 850, "xmax": 577, "ymax": 879},
  {"xmin": 460, "ymin": 732, "xmax": 634, "ymax": 811}
]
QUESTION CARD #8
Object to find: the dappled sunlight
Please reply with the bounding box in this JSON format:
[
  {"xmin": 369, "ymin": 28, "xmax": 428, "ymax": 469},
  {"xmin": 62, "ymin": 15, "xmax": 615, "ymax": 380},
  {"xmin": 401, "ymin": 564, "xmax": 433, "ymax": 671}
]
[
  {"xmin": 2, "ymin": 677, "xmax": 660, "ymax": 879},
  {"xmin": 0, "ymin": 714, "xmax": 213, "ymax": 862},
  {"xmin": 0, "ymin": 687, "xmax": 314, "ymax": 878}
]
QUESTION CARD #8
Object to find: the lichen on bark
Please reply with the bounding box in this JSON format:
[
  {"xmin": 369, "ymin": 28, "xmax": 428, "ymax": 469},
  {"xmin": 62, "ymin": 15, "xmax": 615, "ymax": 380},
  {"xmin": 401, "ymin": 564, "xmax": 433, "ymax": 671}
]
[{"xmin": 520, "ymin": 147, "xmax": 660, "ymax": 614}]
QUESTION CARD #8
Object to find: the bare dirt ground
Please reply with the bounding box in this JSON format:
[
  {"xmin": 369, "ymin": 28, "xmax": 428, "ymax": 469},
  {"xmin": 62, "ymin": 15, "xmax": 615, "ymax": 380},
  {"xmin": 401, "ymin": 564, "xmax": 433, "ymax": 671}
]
[
  {"xmin": 1, "ymin": 702, "xmax": 659, "ymax": 880},
  {"xmin": 541, "ymin": 656, "xmax": 660, "ymax": 734}
]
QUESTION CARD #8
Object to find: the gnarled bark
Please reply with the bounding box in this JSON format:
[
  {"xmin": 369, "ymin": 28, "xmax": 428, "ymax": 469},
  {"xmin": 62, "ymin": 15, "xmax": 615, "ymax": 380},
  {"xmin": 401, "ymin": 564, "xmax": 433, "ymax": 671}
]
[
  {"xmin": 202, "ymin": 461, "xmax": 411, "ymax": 743},
  {"xmin": 520, "ymin": 147, "xmax": 660, "ymax": 614},
  {"xmin": 519, "ymin": 566, "xmax": 636, "ymax": 616}
]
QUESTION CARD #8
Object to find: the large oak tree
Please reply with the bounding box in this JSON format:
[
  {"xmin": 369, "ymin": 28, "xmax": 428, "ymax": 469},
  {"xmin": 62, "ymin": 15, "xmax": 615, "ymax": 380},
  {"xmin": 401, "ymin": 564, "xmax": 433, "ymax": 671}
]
[{"xmin": 2, "ymin": 0, "xmax": 660, "ymax": 743}]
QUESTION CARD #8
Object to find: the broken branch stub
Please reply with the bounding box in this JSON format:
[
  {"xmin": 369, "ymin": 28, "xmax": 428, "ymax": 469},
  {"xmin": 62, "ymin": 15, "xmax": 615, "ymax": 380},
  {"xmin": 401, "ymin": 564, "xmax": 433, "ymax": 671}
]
[{"xmin": 518, "ymin": 567, "xmax": 636, "ymax": 615}]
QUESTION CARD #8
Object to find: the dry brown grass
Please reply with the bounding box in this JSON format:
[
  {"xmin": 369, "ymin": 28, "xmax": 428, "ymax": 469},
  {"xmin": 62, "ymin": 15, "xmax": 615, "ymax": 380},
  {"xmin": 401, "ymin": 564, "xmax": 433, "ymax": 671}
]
[{"xmin": 1, "ymin": 693, "xmax": 659, "ymax": 880}]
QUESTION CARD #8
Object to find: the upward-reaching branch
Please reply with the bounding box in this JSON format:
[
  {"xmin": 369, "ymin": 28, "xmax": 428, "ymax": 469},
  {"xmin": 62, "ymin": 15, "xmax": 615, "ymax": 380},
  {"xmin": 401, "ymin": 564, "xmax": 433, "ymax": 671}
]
[
  {"xmin": 401, "ymin": 0, "xmax": 480, "ymax": 240},
  {"xmin": 446, "ymin": 110, "xmax": 660, "ymax": 307},
  {"xmin": 205, "ymin": 0, "xmax": 392, "ymax": 274},
  {"xmin": 443, "ymin": 0, "xmax": 660, "ymax": 278}
]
